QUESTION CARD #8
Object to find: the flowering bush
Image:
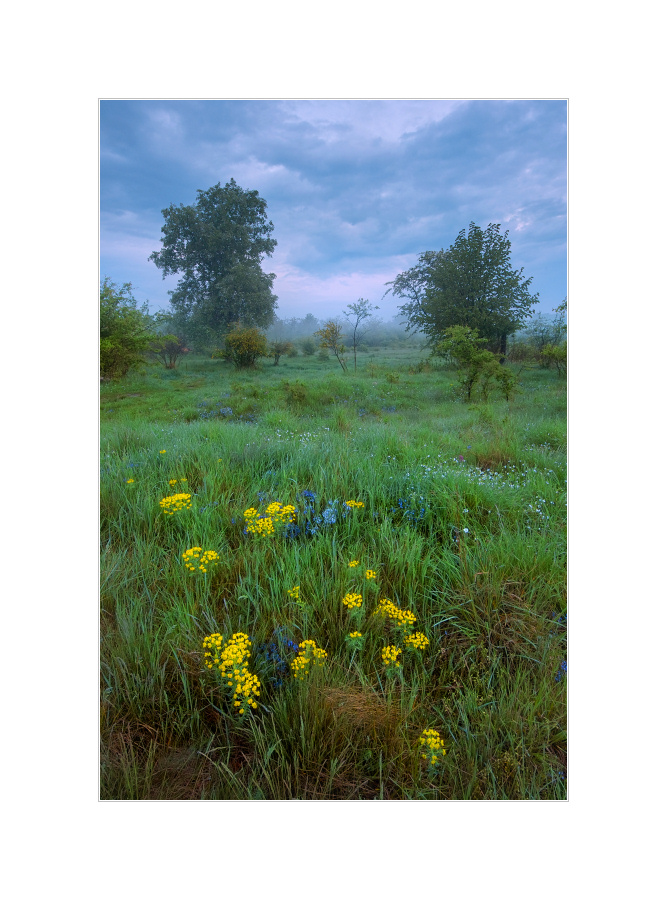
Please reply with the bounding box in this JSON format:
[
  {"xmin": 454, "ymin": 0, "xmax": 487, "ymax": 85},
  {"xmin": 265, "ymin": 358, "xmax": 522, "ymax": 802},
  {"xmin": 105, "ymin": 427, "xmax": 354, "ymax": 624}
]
[
  {"xmin": 159, "ymin": 493, "xmax": 192, "ymax": 515},
  {"xmin": 182, "ymin": 547, "xmax": 220, "ymax": 573},
  {"xmin": 202, "ymin": 632, "xmax": 261, "ymax": 715}
]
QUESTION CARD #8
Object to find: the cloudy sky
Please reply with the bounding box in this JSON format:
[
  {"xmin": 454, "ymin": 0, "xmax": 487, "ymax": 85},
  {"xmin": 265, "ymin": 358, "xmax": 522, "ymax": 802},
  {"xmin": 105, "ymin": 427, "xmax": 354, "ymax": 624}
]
[{"xmin": 100, "ymin": 99, "xmax": 566, "ymax": 322}]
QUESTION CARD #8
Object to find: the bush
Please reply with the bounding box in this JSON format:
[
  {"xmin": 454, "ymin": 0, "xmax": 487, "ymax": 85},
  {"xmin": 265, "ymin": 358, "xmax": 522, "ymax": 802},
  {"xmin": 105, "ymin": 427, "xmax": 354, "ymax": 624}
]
[
  {"xmin": 216, "ymin": 324, "xmax": 268, "ymax": 369},
  {"xmin": 268, "ymin": 340, "xmax": 294, "ymax": 366},
  {"xmin": 540, "ymin": 342, "xmax": 567, "ymax": 376},
  {"xmin": 150, "ymin": 333, "xmax": 189, "ymax": 369},
  {"xmin": 434, "ymin": 326, "xmax": 517, "ymax": 402},
  {"xmin": 100, "ymin": 277, "xmax": 155, "ymax": 379},
  {"xmin": 300, "ymin": 338, "xmax": 316, "ymax": 356}
]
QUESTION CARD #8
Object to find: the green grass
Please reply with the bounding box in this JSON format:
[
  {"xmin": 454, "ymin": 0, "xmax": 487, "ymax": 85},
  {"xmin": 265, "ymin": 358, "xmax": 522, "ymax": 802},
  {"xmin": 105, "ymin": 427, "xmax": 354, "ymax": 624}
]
[{"xmin": 100, "ymin": 348, "xmax": 567, "ymax": 799}]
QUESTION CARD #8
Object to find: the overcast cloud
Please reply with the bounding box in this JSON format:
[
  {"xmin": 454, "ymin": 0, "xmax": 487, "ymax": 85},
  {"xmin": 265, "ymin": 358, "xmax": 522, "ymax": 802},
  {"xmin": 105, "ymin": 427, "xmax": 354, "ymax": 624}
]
[{"xmin": 100, "ymin": 99, "xmax": 566, "ymax": 321}]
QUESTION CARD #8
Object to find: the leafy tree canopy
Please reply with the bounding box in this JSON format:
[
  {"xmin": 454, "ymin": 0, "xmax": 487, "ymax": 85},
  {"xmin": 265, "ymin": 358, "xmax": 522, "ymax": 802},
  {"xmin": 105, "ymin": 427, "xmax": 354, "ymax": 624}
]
[
  {"xmin": 149, "ymin": 180, "xmax": 278, "ymax": 342},
  {"xmin": 385, "ymin": 223, "xmax": 538, "ymax": 355},
  {"xmin": 100, "ymin": 276, "xmax": 155, "ymax": 379}
]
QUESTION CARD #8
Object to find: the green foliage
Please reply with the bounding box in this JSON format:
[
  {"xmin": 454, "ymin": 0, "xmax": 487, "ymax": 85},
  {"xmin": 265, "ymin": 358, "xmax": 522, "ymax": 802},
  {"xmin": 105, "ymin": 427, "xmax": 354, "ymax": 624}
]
[
  {"xmin": 434, "ymin": 326, "xmax": 517, "ymax": 401},
  {"xmin": 268, "ymin": 340, "xmax": 294, "ymax": 366},
  {"xmin": 386, "ymin": 223, "xmax": 538, "ymax": 354},
  {"xmin": 315, "ymin": 320, "xmax": 348, "ymax": 372},
  {"xmin": 150, "ymin": 333, "xmax": 189, "ymax": 369},
  {"xmin": 101, "ymin": 351, "xmax": 566, "ymax": 799},
  {"xmin": 300, "ymin": 337, "xmax": 316, "ymax": 356},
  {"xmin": 540, "ymin": 342, "xmax": 567, "ymax": 376},
  {"xmin": 100, "ymin": 276, "xmax": 155, "ymax": 379},
  {"xmin": 149, "ymin": 180, "xmax": 277, "ymax": 341},
  {"xmin": 217, "ymin": 323, "xmax": 269, "ymax": 369}
]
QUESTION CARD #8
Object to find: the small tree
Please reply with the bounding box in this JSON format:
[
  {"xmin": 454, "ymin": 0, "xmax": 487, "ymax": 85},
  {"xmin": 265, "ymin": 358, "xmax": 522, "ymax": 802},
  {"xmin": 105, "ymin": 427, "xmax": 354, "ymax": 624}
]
[
  {"xmin": 434, "ymin": 325, "xmax": 516, "ymax": 402},
  {"xmin": 300, "ymin": 337, "xmax": 316, "ymax": 356},
  {"xmin": 343, "ymin": 298, "xmax": 379, "ymax": 371},
  {"xmin": 269, "ymin": 340, "xmax": 293, "ymax": 366},
  {"xmin": 150, "ymin": 333, "xmax": 188, "ymax": 369},
  {"xmin": 100, "ymin": 276, "xmax": 155, "ymax": 379},
  {"xmin": 216, "ymin": 323, "xmax": 268, "ymax": 368},
  {"xmin": 540, "ymin": 342, "xmax": 567, "ymax": 377},
  {"xmin": 314, "ymin": 321, "xmax": 348, "ymax": 372}
]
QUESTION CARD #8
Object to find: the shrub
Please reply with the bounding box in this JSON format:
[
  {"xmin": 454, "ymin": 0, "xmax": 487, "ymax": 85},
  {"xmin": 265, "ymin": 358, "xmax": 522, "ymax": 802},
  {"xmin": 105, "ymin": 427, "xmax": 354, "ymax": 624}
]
[
  {"xmin": 269, "ymin": 340, "xmax": 294, "ymax": 366},
  {"xmin": 217, "ymin": 324, "xmax": 268, "ymax": 368},
  {"xmin": 150, "ymin": 333, "xmax": 189, "ymax": 369},
  {"xmin": 540, "ymin": 342, "xmax": 567, "ymax": 376},
  {"xmin": 434, "ymin": 325, "xmax": 517, "ymax": 402},
  {"xmin": 300, "ymin": 338, "xmax": 316, "ymax": 356},
  {"xmin": 100, "ymin": 277, "xmax": 155, "ymax": 379}
]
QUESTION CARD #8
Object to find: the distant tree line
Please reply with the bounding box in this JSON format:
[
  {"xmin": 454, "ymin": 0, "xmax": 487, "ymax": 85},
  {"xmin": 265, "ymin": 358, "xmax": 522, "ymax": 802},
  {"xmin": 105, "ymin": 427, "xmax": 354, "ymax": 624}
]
[{"xmin": 102, "ymin": 182, "xmax": 564, "ymax": 384}]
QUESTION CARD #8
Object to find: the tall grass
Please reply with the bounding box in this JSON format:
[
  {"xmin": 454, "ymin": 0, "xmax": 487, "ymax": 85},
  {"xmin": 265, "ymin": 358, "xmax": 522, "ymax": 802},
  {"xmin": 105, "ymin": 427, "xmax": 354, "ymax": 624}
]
[{"xmin": 101, "ymin": 350, "xmax": 566, "ymax": 799}]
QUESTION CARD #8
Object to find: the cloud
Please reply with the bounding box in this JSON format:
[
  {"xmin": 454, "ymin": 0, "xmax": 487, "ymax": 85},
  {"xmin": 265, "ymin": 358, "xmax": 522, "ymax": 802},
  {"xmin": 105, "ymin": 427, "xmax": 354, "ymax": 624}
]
[{"xmin": 100, "ymin": 99, "xmax": 567, "ymax": 318}]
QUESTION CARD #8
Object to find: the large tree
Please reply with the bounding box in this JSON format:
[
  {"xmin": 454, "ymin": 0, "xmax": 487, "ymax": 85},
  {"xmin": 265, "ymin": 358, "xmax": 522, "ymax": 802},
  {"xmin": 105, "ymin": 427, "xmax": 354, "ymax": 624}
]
[
  {"xmin": 149, "ymin": 179, "xmax": 278, "ymax": 341},
  {"xmin": 385, "ymin": 223, "xmax": 538, "ymax": 356}
]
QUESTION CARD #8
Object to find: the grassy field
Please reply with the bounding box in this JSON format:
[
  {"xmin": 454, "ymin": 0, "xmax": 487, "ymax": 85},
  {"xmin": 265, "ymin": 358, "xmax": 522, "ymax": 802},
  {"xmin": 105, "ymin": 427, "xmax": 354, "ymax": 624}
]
[{"xmin": 100, "ymin": 346, "xmax": 566, "ymax": 800}]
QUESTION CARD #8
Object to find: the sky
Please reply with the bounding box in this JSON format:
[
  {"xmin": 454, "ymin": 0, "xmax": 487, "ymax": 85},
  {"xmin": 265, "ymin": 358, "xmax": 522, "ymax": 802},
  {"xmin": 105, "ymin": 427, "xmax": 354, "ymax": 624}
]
[{"xmin": 100, "ymin": 99, "xmax": 566, "ymax": 323}]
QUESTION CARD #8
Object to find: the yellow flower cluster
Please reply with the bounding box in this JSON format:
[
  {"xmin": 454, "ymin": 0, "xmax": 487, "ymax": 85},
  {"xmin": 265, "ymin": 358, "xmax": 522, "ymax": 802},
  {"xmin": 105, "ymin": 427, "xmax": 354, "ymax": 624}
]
[
  {"xmin": 373, "ymin": 598, "xmax": 417, "ymax": 630},
  {"xmin": 287, "ymin": 585, "xmax": 300, "ymax": 600},
  {"xmin": 168, "ymin": 479, "xmax": 178, "ymax": 487},
  {"xmin": 365, "ymin": 569, "xmax": 376, "ymax": 580},
  {"xmin": 159, "ymin": 493, "xmax": 192, "ymax": 515},
  {"xmin": 202, "ymin": 632, "xmax": 261, "ymax": 715},
  {"xmin": 381, "ymin": 644, "xmax": 402, "ymax": 669},
  {"xmin": 419, "ymin": 728, "xmax": 447, "ymax": 768},
  {"xmin": 126, "ymin": 478, "xmax": 135, "ymax": 484},
  {"xmin": 404, "ymin": 631, "xmax": 429, "ymax": 651},
  {"xmin": 290, "ymin": 639, "xmax": 327, "ymax": 681},
  {"xmin": 159, "ymin": 450, "xmax": 166, "ymax": 454},
  {"xmin": 345, "ymin": 500, "xmax": 364, "ymax": 508},
  {"xmin": 342, "ymin": 592, "xmax": 363, "ymax": 609},
  {"xmin": 182, "ymin": 547, "xmax": 220, "ymax": 573},
  {"xmin": 348, "ymin": 631, "xmax": 363, "ymax": 640},
  {"xmin": 348, "ymin": 560, "xmax": 360, "ymax": 567},
  {"xmin": 243, "ymin": 502, "xmax": 296, "ymax": 537}
]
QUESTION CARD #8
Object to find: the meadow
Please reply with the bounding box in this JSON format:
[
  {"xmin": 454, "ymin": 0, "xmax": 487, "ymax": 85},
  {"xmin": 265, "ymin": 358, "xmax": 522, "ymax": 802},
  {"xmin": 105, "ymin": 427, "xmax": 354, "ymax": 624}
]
[{"xmin": 100, "ymin": 346, "xmax": 566, "ymax": 800}]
